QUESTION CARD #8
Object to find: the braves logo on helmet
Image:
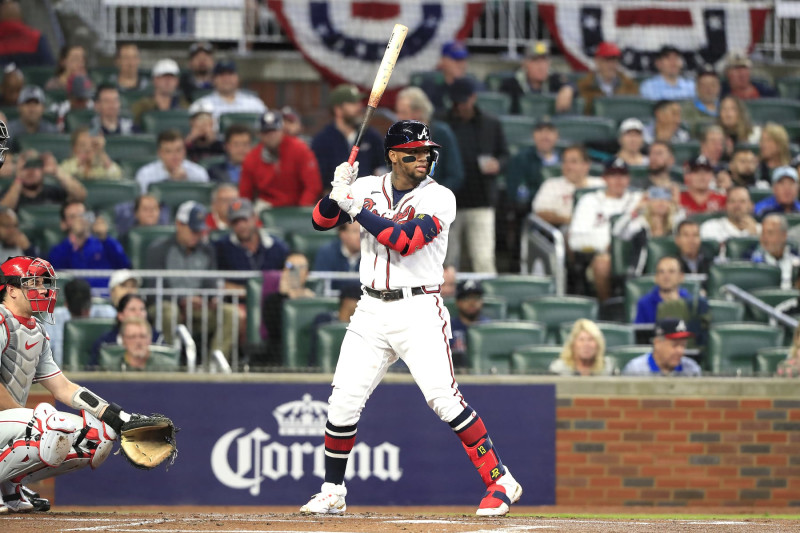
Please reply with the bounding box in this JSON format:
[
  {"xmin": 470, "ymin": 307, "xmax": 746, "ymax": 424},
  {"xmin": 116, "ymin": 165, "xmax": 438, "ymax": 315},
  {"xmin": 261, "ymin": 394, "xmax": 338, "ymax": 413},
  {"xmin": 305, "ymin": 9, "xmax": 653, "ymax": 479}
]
[
  {"xmin": 384, "ymin": 120, "xmax": 441, "ymax": 171},
  {"xmin": 0, "ymin": 256, "xmax": 59, "ymax": 324}
]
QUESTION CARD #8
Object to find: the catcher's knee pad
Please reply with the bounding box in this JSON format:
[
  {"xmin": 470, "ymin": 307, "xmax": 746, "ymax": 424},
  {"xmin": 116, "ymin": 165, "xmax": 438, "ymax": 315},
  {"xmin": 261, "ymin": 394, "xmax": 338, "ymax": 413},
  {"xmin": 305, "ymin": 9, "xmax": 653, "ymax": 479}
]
[
  {"xmin": 32, "ymin": 403, "xmax": 77, "ymax": 468},
  {"xmin": 76, "ymin": 411, "xmax": 118, "ymax": 469}
]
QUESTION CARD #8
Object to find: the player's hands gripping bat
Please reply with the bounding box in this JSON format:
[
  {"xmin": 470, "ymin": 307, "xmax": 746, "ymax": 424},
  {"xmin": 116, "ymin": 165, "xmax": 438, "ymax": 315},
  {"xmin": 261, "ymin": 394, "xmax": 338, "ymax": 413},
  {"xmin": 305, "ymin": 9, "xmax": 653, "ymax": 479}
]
[{"xmin": 118, "ymin": 413, "xmax": 178, "ymax": 470}]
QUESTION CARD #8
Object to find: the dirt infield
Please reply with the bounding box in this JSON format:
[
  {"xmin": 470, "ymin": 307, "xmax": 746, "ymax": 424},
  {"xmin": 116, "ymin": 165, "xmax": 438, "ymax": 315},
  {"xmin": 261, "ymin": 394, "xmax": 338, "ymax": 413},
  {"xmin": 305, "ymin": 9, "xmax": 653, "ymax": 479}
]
[{"xmin": 3, "ymin": 507, "xmax": 800, "ymax": 533}]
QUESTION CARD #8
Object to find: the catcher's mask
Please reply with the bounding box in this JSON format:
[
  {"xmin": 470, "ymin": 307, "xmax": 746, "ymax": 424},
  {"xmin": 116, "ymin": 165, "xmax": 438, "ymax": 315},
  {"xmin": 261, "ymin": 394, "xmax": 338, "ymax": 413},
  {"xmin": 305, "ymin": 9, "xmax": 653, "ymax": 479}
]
[
  {"xmin": 384, "ymin": 120, "xmax": 440, "ymax": 173},
  {"xmin": 0, "ymin": 256, "xmax": 58, "ymax": 324},
  {"xmin": 0, "ymin": 119, "xmax": 9, "ymax": 170}
]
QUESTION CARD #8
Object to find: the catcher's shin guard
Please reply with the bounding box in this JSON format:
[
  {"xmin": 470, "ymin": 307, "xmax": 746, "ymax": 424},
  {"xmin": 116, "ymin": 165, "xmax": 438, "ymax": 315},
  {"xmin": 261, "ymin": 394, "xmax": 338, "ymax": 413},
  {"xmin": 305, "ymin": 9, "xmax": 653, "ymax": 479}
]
[{"xmin": 450, "ymin": 407, "xmax": 506, "ymax": 487}]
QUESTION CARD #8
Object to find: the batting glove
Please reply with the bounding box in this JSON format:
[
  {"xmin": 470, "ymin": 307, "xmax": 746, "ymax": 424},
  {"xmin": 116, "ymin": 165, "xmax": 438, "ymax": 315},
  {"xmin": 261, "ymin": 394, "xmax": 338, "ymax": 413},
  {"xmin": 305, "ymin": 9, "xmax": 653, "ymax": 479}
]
[
  {"xmin": 330, "ymin": 184, "xmax": 361, "ymax": 219},
  {"xmin": 331, "ymin": 161, "xmax": 359, "ymax": 188}
]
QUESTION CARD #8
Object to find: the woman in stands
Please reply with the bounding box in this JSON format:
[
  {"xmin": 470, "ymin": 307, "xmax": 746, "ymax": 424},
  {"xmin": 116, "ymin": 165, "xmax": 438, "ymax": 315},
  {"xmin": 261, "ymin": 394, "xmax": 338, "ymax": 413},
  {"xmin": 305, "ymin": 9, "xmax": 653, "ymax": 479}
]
[
  {"xmin": 758, "ymin": 122, "xmax": 792, "ymax": 183},
  {"xmin": 717, "ymin": 95, "xmax": 761, "ymax": 156},
  {"xmin": 550, "ymin": 319, "xmax": 614, "ymax": 376},
  {"xmin": 45, "ymin": 44, "xmax": 88, "ymax": 91}
]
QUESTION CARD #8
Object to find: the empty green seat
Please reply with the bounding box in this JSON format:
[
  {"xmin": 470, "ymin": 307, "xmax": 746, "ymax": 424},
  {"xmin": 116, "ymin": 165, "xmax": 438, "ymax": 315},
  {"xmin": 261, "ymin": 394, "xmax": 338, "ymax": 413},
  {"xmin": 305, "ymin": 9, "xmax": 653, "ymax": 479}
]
[
  {"xmin": 476, "ymin": 91, "xmax": 511, "ymax": 116},
  {"xmin": 83, "ymin": 180, "xmax": 140, "ymax": 211},
  {"xmin": 707, "ymin": 262, "xmax": 781, "ymax": 298},
  {"xmin": 484, "ymin": 71, "xmax": 515, "ymax": 92},
  {"xmin": 409, "ymin": 71, "xmax": 443, "ymax": 88},
  {"xmin": 520, "ymin": 295, "xmax": 598, "ymax": 343},
  {"xmin": 756, "ymin": 346, "xmax": 790, "ymax": 376},
  {"xmin": 519, "ymin": 94, "xmax": 556, "ymax": 117},
  {"xmin": 670, "ymin": 141, "xmax": 700, "ymax": 165},
  {"xmin": 748, "ymin": 187, "xmax": 772, "ymax": 205},
  {"xmin": 499, "ymin": 115, "xmax": 536, "ymax": 147},
  {"xmin": 219, "ymin": 112, "xmax": 263, "ymax": 133},
  {"xmin": 245, "ymin": 277, "xmax": 264, "ymax": 349},
  {"xmin": 18, "ymin": 204, "xmax": 63, "ymax": 229},
  {"xmin": 141, "ymin": 110, "xmax": 192, "ymax": 136},
  {"xmin": 607, "ymin": 345, "xmax": 652, "ymax": 372},
  {"xmin": 17, "ymin": 133, "xmax": 72, "ymax": 161},
  {"xmin": 610, "ymin": 235, "xmax": 634, "ymax": 277},
  {"xmin": 724, "ymin": 236, "xmax": 759, "ymax": 259},
  {"xmin": 125, "ymin": 225, "xmax": 175, "ymax": 269},
  {"xmin": 20, "ymin": 65, "xmax": 53, "ymax": 87},
  {"xmin": 745, "ymin": 99, "xmax": 800, "ymax": 124},
  {"xmin": 778, "ymin": 77, "xmax": 800, "ymax": 100},
  {"xmin": 509, "ymin": 345, "xmax": 561, "ymax": 374},
  {"xmin": 64, "ymin": 109, "xmax": 97, "ymax": 133},
  {"xmin": 707, "ymin": 323, "xmax": 784, "ymax": 375},
  {"xmin": 98, "ymin": 344, "xmax": 180, "ymax": 371},
  {"xmin": 708, "ymin": 299, "xmax": 745, "ymax": 323},
  {"xmin": 147, "ymin": 181, "xmax": 215, "ymax": 212},
  {"xmin": 560, "ymin": 321, "xmax": 635, "ymax": 350},
  {"xmin": 64, "ymin": 318, "xmax": 116, "ymax": 371},
  {"xmin": 747, "ymin": 288, "xmax": 800, "ymax": 322},
  {"xmin": 105, "ymin": 134, "xmax": 157, "ymax": 162},
  {"xmin": 592, "ymin": 96, "xmax": 654, "ymax": 124},
  {"xmin": 120, "ymin": 155, "xmax": 155, "ymax": 179},
  {"xmin": 481, "ymin": 275, "xmax": 554, "ymax": 318},
  {"xmin": 315, "ymin": 321, "xmax": 348, "ymax": 372},
  {"xmin": 444, "ymin": 297, "xmax": 507, "ymax": 322},
  {"xmin": 551, "ymin": 117, "xmax": 616, "ymax": 144},
  {"xmin": 288, "ymin": 232, "xmax": 339, "ymax": 267},
  {"xmin": 259, "ymin": 206, "xmax": 316, "ymax": 236},
  {"xmin": 466, "ymin": 321, "xmax": 546, "ymax": 374},
  {"xmin": 282, "ymin": 298, "xmax": 339, "ymax": 368}
]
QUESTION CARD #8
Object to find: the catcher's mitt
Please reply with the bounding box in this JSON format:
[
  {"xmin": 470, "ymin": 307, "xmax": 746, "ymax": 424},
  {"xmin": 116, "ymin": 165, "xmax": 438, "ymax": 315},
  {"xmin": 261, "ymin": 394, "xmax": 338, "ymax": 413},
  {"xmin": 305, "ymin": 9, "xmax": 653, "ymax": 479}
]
[{"xmin": 119, "ymin": 414, "xmax": 178, "ymax": 470}]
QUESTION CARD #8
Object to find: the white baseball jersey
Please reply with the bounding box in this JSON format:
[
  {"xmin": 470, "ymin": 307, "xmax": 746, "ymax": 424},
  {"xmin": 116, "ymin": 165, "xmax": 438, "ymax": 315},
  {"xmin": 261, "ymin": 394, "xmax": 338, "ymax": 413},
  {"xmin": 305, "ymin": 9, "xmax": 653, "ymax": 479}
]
[{"xmin": 351, "ymin": 173, "xmax": 456, "ymax": 289}]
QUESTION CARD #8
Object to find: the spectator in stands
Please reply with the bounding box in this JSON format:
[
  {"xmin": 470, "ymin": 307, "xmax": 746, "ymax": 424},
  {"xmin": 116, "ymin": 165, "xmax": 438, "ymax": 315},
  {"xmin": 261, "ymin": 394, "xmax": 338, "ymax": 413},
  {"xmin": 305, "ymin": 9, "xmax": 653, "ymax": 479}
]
[
  {"xmin": 445, "ymin": 77, "xmax": 508, "ymax": 274},
  {"xmin": 576, "ymin": 41, "xmax": 638, "ymax": 115},
  {"xmin": 131, "ymin": 58, "xmax": 188, "ymax": 126},
  {"xmin": 507, "ymin": 118, "xmax": 559, "ymax": 217},
  {"xmin": 498, "ymin": 41, "xmax": 574, "ymax": 115},
  {"xmin": 205, "ymin": 183, "xmax": 238, "ymax": 230},
  {"xmin": 45, "ymin": 45, "xmax": 87, "ymax": 91},
  {"xmin": 281, "ymin": 106, "xmax": 303, "ymax": 138},
  {"xmin": 569, "ymin": 158, "xmax": 642, "ymax": 301},
  {"xmin": 680, "ymin": 155, "xmax": 726, "ymax": 216},
  {"xmin": 207, "ymin": 124, "xmax": 253, "ymax": 184},
  {"xmin": 180, "ymin": 41, "xmax": 214, "ymax": 102},
  {"xmin": 395, "ymin": 86, "xmax": 463, "ymax": 193},
  {"xmin": 418, "ymin": 41, "xmax": 477, "ymax": 113},
  {"xmin": 533, "ymin": 144, "xmax": 603, "ymax": 229},
  {"xmin": 646, "ymin": 141, "xmax": 677, "ymax": 190},
  {"xmin": 640, "ymin": 46, "xmax": 695, "ymax": 101},
  {"xmin": 750, "ymin": 213, "xmax": 800, "ymax": 289},
  {"xmin": 103, "ymin": 318, "xmax": 161, "ymax": 371},
  {"xmin": 721, "ymin": 52, "xmax": 777, "ymax": 100},
  {"xmin": 0, "ymin": 64, "xmax": 23, "ymax": 107},
  {"xmin": 0, "ymin": 205, "xmax": 34, "ymax": 261},
  {"xmin": 89, "ymin": 83, "xmax": 136, "ymax": 136},
  {"xmin": 114, "ymin": 193, "xmax": 170, "ymax": 239},
  {"xmin": 717, "ymin": 95, "xmax": 761, "ymax": 153},
  {"xmin": 755, "ymin": 166, "xmax": 800, "ymax": 219},
  {"xmin": 449, "ymin": 280, "xmax": 489, "ymax": 370},
  {"xmin": 615, "ymin": 118, "xmax": 648, "ymax": 167},
  {"xmin": 49, "ymin": 74, "xmax": 93, "ymax": 130},
  {"xmin": 0, "ymin": 1, "xmax": 54, "ymax": 67},
  {"xmin": 0, "ymin": 149, "xmax": 86, "ymax": 209},
  {"xmin": 715, "ymin": 148, "xmax": 765, "ymax": 190},
  {"xmin": 532, "ymin": 117, "xmax": 560, "ymax": 167},
  {"xmin": 701, "ymin": 186, "xmax": 760, "ymax": 245},
  {"xmin": 107, "ymin": 269, "xmax": 142, "ymax": 307},
  {"xmin": 44, "ymin": 278, "xmax": 116, "ymax": 367},
  {"xmin": 308, "ymin": 285, "xmax": 361, "ymax": 367},
  {"xmin": 312, "ymin": 222, "xmax": 361, "ymax": 290},
  {"xmin": 49, "ymin": 200, "xmax": 131, "ymax": 287},
  {"xmin": 7, "ymin": 85, "xmax": 57, "ymax": 141},
  {"xmin": 682, "ymin": 64, "xmax": 720, "ymax": 132},
  {"xmin": 184, "ymin": 100, "xmax": 224, "ymax": 162},
  {"xmin": 622, "ymin": 318, "xmax": 702, "ymax": 376},
  {"xmin": 674, "ymin": 219, "xmax": 713, "ymax": 277},
  {"xmin": 109, "ymin": 43, "xmax": 148, "ymax": 92},
  {"xmin": 135, "ymin": 129, "xmax": 209, "ymax": 194},
  {"xmin": 59, "ymin": 126, "xmax": 123, "ymax": 180},
  {"xmin": 311, "ymin": 84, "xmax": 385, "ymax": 193},
  {"xmin": 550, "ymin": 319, "xmax": 613, "ymax": 376},
  {"xmin": 193, "ymin": 60, "xmax": 266, "ymax": 122},
  {"xmin": 758, "ymin": 123, "xmax": 791, "ymax": 185},
  {"xmin": 240, "ymin": 110, "xmax": 321, "ymax": 210},
  {"xmin": 90, "ymin": 293, "xmax": 163, "ymax": 367},
  {"xmin": 699, "ymin": 125, "xmax": 726, "ymax": 171},
  {"xmin": 442, "ymin": 265, "xmax": 457, "ymax": 298},
  {"xmin": 642, "ymin": 99, "xmax": 691, "ymax": 144}
]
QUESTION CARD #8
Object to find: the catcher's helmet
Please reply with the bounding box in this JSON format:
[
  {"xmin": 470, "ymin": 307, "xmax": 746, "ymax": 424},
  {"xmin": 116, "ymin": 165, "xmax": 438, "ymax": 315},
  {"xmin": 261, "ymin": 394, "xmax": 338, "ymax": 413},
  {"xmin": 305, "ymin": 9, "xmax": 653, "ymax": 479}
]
[
  {"xmin": 384, "ymin": 120, "xmax": 441, "ymax": 168},
  {"xmin": 0, "ymin": 256, "xmax": 58, "ymax": 324},
  {"xmin": 0, "ymin": 119, "xmax": 9, "ymax": 170}
]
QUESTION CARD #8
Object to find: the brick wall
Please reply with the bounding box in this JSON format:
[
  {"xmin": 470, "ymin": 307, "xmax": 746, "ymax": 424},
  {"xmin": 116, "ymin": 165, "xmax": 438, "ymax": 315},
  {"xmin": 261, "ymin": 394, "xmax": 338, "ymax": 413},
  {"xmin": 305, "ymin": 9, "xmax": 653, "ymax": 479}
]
[{"xmin": 556, "ymin": 397, "xmax": 800, "ymax": 507}]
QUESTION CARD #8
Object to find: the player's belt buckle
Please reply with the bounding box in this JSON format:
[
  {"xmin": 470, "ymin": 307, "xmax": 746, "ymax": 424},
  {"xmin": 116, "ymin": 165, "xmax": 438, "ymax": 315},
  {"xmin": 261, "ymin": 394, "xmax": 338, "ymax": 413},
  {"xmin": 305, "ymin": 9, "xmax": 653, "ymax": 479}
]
[{"xmin": 380, "ymin": 290, "xmax": 401, "ymax": 301}]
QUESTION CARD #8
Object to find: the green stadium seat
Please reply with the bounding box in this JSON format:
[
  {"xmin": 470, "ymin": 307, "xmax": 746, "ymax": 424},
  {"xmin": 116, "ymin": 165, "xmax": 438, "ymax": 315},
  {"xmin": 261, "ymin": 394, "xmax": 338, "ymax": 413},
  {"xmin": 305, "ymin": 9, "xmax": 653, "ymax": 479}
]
[
  {"xmin": 707, "ymin": 262, "xmax": 781, "ymax": 298},
  {"xmin": 0, "ymin": 106, "xmax": 19, "ymax": 122},
  {"xmin": 610, "ymin": 235, "xmax": 634, "ymax": 278},
  {"xmin": 282, "ymin": 298, "xmax": 339, "ymax": 368},
  {"xmin": 551, "ymin": 117, "xmax": 616, "ymax": 144},
  {"xmin": 541, "ymin": 165, "xmax": 562, "ymax": 179},
  {"xmin": 607, "ymin": 344, "xmax": 652, "ymax": 373},
  {"xmin": 466, "ymin": 321, "xmax": 546, "ymax": 374},
  {"xmin": 147, "ymin": 181, "xmax": 215, "ymax": 212},
  {"xmin": 748, "ymin": 187, "xmax": 772, "ymax": 206},
  {"xmin": 499, "ymin": 115, "xmax": 536, "ymax": 147},
  {"xmin": 83, "ymin": 180, "xmax": 140, "ymax": 211},
  {"xmin": 219, "ymin": 112, "xmax": 263, "ymax": 133},
  {"xmin": 17, "ymin": 204, "xmax": 62, "ymax": 229},
  {"xmin": 708, "ymin": 299, "xmax": 745, "ymax": 323},
  {"xmin": 560, "ymin": 321, "xmax": 636, "ymax": 350},
  {"xmin": 520, "ymin": 295, "xmax": 598, "ymax": 343},
  {"xmin": 624, "ymin": 276, "xmax": 702, "ymax": 322},
  {"xmin": 64, "ymin": 318, "xmax": 117, "ymax": 371},
  {"xmin": 87, "ymin": 66, "xmax": 118, "ymax": 86},
  {"xmin": 592, "ymin": 96, "xmax": 654, "ymax": 124},
  {"xmin": 509, "ymin": 344, "xmax": 561, "ymax": 374},
  {"xmin": 259, "ymin": 206, "xmax": 316, "ymax": 236},
  {"xmin": 747, "ymin": 288, "xmax": 800, "ymax": 323},
  {"xmin": 98, "ymin": 344, "xmax": 180, "ymax": 371},
  {"xmin": 476, "ymin": 92, "xmax": 511, "ymax": 116},
  {"xmin": 484, "ymin": 71, "xmax": 515, "ymax": 92},
  {"xmin": 141, "ymin": 110, "xmax": 192, "ymax": 136},
  {"xmin": 38, "ymin": 227, "xmax": 65, "ymax": 257},
  {"xmin": 688, "ymin": 212, "xmax": 724, "ymax": 226},
  {"xmin": 410, "ymin": 71, "xmax": 443, "ymax": 88},
  {"xmin": 44, "ymin": 89, "xmax": 66, "ymax": 107},
  {"xmin": 17, "ymin": 133, "xmax": 72, "ymax": 161},
  {"xmin": 785, "ymin": 213, "xmax": 800, "ymax": 228},
  {"xmin": 444, "ymin": 297, "xmax": 507, "ymax": 321},
  {"xmin": 518, "ymin": 94, "xmax": 556, "ymax": 118},
  {"xmin": 63, "ymin": 109, "xmax": 98, "ymax": 133},
  {"xmin": 644, "ymin": 237, "xmax": 720, "ymax": 274},
  {"xmin": 125, "ymin": 225, "xmax": 175, "ymax": 269},
  {"xmin": 707, "ymin": 323, "xmax": 784, "ymax": 375},
  {"xmin": 724, "ymin": 236, "xmax": 759, "ymax": 259},
  {"xmin": 782, "ymin": 121, "xmax": 800, "ymax": 143},
  {"xmin": 199, "ymin": 155, "xmax": 227, "ymax": 170},
  {"xmin": 670, "ymin": 141, "xmax": 700, "ymax": 165},
  {"xmin": 20, "ymin": 65, "xmax": 53, "ymax": 87},
  {"xmin": 120, "ymin": 155, "xmax": 155, "ymax": 180},
  {"xmin": 481, "ymin": 275, "xmax": 554, "ymax": 319},
  {"xmin": 288, "ymin": 232, "xmax": 339, "ymax": 267},
  {"xmin": 245, "ymin": 277, "xmax": 264, "ymax": 350},
  {"xmin": 105, "ymin": 134, "xmax": 157, "ymax": 162},
  {"xmin": 756, "ymin": 346, "xmax": 790, "ymax": 376},
  {"xmin": 315, "ymin": 321, "xmax": 348, "ymax": 372},
  {"xmin": 573, "ymin": 186, "xmax": 602, "ymax": 208},
  {"xmin": 119, "ymin": 88, "xmax": 154, "ymax": 111},
  {"xmin": 745, "ymin": 99, "xmax": 800, "ymax": 125},
  {"xmin": 778, "ymin": 77, "xmax": 800, "ymax": 100}
]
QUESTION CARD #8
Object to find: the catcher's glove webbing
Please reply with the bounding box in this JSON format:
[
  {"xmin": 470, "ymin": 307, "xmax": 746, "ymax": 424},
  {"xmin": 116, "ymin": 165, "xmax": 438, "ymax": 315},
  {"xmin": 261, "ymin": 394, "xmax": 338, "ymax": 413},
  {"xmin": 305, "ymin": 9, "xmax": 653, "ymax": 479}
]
[{"xmin": 118, "ymin": 413, "xmax": 178, "ymax": 470}]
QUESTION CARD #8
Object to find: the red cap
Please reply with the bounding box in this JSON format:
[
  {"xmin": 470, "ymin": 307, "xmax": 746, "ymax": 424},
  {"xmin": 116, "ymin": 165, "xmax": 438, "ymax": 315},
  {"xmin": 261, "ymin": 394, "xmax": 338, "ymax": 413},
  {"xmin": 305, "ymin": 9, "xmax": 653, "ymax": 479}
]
[{"xmin": 595, "ymin": 42, "xmax": 621, "ymax": 59}]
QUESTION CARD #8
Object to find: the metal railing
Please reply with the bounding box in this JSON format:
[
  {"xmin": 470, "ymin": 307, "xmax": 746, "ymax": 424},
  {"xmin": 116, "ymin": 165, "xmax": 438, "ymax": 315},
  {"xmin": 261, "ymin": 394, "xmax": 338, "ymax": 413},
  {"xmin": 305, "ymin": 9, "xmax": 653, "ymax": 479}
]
[
  {"xmin": 520, "ymin": 213, "xmax": 566, "ymax": 295},
  {"xmin": 721, "ymin": 283, "xmax": 799, "ymax": 329}
]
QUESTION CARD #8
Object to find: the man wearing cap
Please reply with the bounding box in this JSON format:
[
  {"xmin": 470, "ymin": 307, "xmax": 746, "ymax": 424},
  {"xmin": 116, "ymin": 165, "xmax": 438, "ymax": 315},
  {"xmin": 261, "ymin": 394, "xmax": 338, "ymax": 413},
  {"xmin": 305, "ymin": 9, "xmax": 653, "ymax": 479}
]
[
  {"xmin": 622, "ymin": 318, "xmax": 702, "ymax": 376},
  {"xmin": 615, "ymin": 118, "xmax": 648, "ymax": 167},
  {"xmin": 241, "ymin": 110, "xmax": 321, "ymax": 209},
  {"xmin": 754, "ymin": 166, "xmax": 800, "ymax": 218},
  {"xmin": 0, "ymin": 148, "xmax": 86, "ymax": 209},
  {"xmin": 643, "ymin": 99, "xmax": 691, "ymax": 145},
  {"xmin": 180, "ymin": 41, "xmax": 214, "ymax": 101},
  {"xmin": 577, "ymin": 42, "xmax": 639, "ymax": 115},
  {"xmin": 721, "ymin": 51, "xmax": 777, "ymax": 100},
  {"xmin": 418, "ymin": 41, "xmax": 482, "ymax": 112},
  {"xmin": 498, "ymin": 41, "xmax": 574, "ymax": 115},
  {"xmin": 135, "ymin": 129, "xmax": 209, "ymax": 194},
  {"xmin": 312, "ymin": 221, "xmax": 361, "ymax": 291},
  {"xmin": 680, "ymin": 154, "xmax": 726, "ymax": 216},
  {"xmin": 639, "ymin": 46, "xmax": 695, "ymax": 101},
  {"xmin": 51, "ymin": 74, "xmax": 93, "ymax": 128},
  {"xmin": 185, "ymin": 99, "xmax": 225, "ymax": 162},
  {"xmin": 7, "ymin": 85, "xmax": 57, "ymax": 142},
  {"xmin": 507, "ymin": 118, "xmax": 560, "ymax": 218},
  {"xmin": 569, "ymin": 157, "xmax": 642, "ymax": 301},
  {"xmin": 109, "ymin": 43, "xmax": 148, "ymax": 92},
  {"xmin": 89, "ymin": 83, "xmax": 136, "ymax": 136},
  {"xmin": 311, "ymin": 84, "xmax": 385, "ymax": 194},
  {"xmin": 682, "ymin": 64, "xmax": 721, "ymax": 132},
  {"xmin": 207, "ymin": 124, "xmax": 254, "ymax": 184},
  {"xmin": 449, "ymin": 280, "xmax": 489, "ymax": 370},
  {"xmin": 445, "ymin": 77, "xmax": 508, "ymax": 274},
  {"xmin": 131, "ymin": 58, "xmax": 189, "ymax": 127},
  {"xmin": 193, "ymin": 59, "xmax": 266, "ymax": 122},
  {"xmin": 750, "ymin": 214, "xmax": 800, "ymax": 290},
  {"xmin": 701, "ymin": 186, "xmax": 760, "ymax": 244}
]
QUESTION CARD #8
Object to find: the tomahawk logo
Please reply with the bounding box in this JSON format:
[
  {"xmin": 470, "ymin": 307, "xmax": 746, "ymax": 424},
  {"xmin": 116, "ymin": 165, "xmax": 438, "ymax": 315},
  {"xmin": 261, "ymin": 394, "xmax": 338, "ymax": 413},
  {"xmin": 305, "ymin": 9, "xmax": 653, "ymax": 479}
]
[{"xmin": 210, "ymin": 394, "xmax": 402, "ymax": 496}]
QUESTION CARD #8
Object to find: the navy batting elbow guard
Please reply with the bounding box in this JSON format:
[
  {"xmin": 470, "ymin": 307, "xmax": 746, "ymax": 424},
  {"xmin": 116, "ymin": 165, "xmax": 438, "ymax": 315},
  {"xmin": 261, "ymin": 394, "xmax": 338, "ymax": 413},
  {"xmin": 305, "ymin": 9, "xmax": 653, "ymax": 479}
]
[{"xmin": 376, "ymin": 214, "xmax": 442, "ymax": 256}]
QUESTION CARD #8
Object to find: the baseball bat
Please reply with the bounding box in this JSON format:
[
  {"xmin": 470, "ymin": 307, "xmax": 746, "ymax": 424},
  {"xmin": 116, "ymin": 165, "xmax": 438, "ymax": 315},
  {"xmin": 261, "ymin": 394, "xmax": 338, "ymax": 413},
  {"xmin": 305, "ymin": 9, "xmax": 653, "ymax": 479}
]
[{"xmin": 347, "ymin": 23, "xmax": 408, "ymax": 166}]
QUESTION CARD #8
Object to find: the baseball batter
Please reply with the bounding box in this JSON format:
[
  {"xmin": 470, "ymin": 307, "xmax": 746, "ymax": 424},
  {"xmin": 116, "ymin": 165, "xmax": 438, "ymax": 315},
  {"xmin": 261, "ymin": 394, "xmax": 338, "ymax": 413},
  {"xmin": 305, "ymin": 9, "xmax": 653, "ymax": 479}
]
[{"xmin": 302, "ymin": 120, "xmax": 522, "ymax": 516}]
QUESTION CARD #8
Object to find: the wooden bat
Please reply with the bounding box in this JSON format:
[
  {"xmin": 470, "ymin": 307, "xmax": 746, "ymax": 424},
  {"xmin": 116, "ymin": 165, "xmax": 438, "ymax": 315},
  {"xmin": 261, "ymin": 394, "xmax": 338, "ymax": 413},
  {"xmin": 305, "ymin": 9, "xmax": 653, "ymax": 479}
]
[{"xmin": 347, "ymin": 23, "xmax": 408, "ymax": 166}]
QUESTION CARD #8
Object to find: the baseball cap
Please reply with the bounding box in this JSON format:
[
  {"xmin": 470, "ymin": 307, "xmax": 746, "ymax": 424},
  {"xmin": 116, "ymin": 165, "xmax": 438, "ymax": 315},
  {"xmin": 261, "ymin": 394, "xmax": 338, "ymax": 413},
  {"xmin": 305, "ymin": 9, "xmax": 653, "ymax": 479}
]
[
  {"xmin": 17, "ymin": 85, "xmax": 45, "ymax": 105},
  {"xmin": 152, "ymin": 58, "xmax": 180, "ymax": 78},
  {"xmin": 175, "ymin": 200, "xmax": 208, "ymax": 232},
  {"xmin": 188, "ymin": 41, "xmax": 214, "ymax": 58},
  {"xmin": 619, "ymin": 117, "xmax": 644, "ymax": 135},
  {"xmin": 441, "ymin": 41, "xmax": 469, "ymax": 61},
  {"xmin": 212, "ymin": 59, "xmax": 237, "ymax": 76},
  {"xmin": 604, "ymin": 157, "xmax": 629, "ymax": 176},
  {"xmin": 188, "ymin": 99, "xmax": 214, "ymax": 118},
  {"xmin": 228, "ymin": 198, "xmax": 254, "ymax": 222},
  {"xmin": 281, "ymin": 105, "xmax": 299, "ymax": 123},
  {"xmin": 448, "ymin": 77, "xmax": 477, "ymax": 104},
  {"xmin": 525, "ymin": 41, "xmax": 549, "ymax": 59},
  {"xmin": 260, "ymin": 110, "xmax": 283, "ymax": 132},
  {"xmin": 657, "ymin": 45, "xmax": 681, "ymax": 58},
  {"xmin": 647, "ymin": 186, "xmax": 672, "ymax": 200},
  {"xmin": 771, "ymin": 165, "xmax": 799, "ymax": 184},
  {"xmin": 329, "ymin": 84, "xmax": 365, "ymax": 106},
  {"xmin": 534, "ymin": 116, "xmax": 556, "ymax": 130},
  {"xmin": 595, "ymin": 42, "xmax": 621, "ymax": 59},
  {"xmin": 108, "ymin": 269, "xmax": 141, "ymax": 291},
  {"xmin": 655, "ymin": 318, "xmax": 693, "ymax": 340},
  {"xmin": 686, "ymin": 154, "xmax": 714, "ymax": 172},
  {"xmin": 67, "ymin": 74, "xmax": 92, "ymax": 100},
  {"xmin": 456, "ymin": 279, "xmax": 484, "ymax": 299},
  {"xmin": 726, "ymin": 51, "xmax": 752, "ymax": 70}
]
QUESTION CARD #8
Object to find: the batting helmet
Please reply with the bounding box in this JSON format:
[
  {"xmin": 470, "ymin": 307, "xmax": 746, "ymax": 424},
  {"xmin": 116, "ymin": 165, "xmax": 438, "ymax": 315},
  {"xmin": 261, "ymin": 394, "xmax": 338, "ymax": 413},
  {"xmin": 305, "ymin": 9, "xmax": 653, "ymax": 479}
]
[
  {"xmin": 0, "ymin": 256, "xmax": 58, "ymax": 324},
  {"xmin": 0, "ymin": 119, "xmax": 9, "ymax": 170},
  {"xmin": 384, "ymin": 120, "xmax": 440, "ymax": 168}
]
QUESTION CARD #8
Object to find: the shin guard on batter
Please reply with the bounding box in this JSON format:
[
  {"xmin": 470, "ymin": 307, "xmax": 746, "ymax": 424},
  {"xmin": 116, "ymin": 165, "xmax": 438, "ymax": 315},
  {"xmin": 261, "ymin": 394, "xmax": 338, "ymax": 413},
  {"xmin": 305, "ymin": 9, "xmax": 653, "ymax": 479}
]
[
  {"xmin": 323, "ymin": 421, "xmax": 357, "ymax": 485},
  {"xmin": 450, "ymin": 407, "xmax": 505, "ymax": 487}
]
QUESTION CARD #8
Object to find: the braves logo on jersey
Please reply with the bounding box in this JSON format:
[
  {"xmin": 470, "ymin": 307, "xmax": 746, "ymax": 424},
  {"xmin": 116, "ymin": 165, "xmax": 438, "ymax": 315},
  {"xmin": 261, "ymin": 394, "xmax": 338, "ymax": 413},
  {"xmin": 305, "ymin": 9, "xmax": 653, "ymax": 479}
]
[{"xmin": 362, "ymin": 198, "xmax": 416, "ymax": 223}]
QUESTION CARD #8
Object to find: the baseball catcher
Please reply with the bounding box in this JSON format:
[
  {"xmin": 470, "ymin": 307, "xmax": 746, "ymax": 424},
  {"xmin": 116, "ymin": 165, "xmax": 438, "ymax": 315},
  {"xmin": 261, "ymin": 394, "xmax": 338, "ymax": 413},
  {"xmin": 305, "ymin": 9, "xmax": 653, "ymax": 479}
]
[{"xmin": 0, "ymin": 251, "xmax": 176, "ymax": 514}]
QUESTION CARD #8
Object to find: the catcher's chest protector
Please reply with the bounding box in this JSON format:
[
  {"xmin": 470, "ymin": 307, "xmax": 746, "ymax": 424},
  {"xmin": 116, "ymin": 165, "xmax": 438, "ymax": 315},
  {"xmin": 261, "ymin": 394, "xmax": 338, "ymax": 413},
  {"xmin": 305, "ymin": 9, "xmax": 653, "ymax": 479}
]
[{"xmin": 0, "ymin": 306, "xmax": 48, "ymax": 406}]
